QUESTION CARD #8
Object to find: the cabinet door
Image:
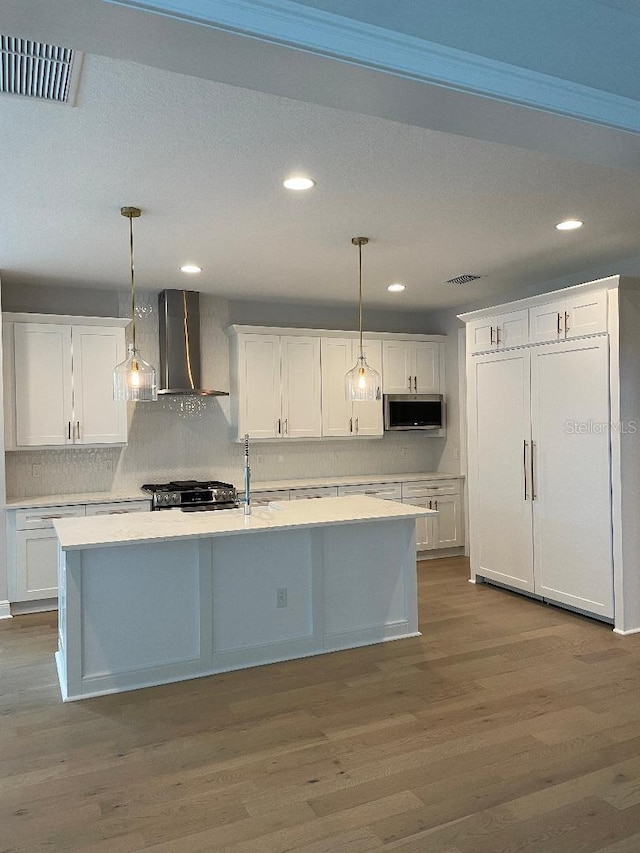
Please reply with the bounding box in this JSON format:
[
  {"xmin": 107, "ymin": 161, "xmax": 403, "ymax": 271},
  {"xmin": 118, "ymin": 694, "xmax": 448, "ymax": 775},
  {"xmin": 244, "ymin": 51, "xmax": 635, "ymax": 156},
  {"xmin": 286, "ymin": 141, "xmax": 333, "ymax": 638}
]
[
  {"xmin": 15, "ymin": 529, "xmax": 60, "ymax": 600},
  {"xmin": 467, "ymin": 318, "xmax": 498, "ymax": 355},
  {"xmin": 431, "ymin": 493, "xmax": 463, "ymax": 548},
  {"xmin": 403, "ymin": 496, "xmax": 434, "ymax": 551},
  {"xmin": 414, "ymin": 342, "xmax": 440, "ymax": 393},
  {"xmin": 280, "ymin": 336, "xmax": 322, "ymax": 438},
  {"xmin": 530, "ymin": 337, "xmax": 613, "ymax": 618},
  {"xmin": 237, "ymin": 336, "xmax": 281, "ymax": 439},
  {"xmin": 382, "ymin": 341, "xmax": 413, "ymax": 393},
  {"xmin": 14, "ymin": 323, "xmax": 73, "ymax": 446},
  {"xmin": 564, "ymin": 290, "xmax": 607, "ymax": 340},
  {"xmin": 72, "ymin": 325, "xmax": 127, "ymax": 445},
  {"xmin": 467, "ymin": 349, "xmax": 534, "ymax": 592},
  {"xmin": 529, "ymin": 302, "xmax": 564, "ymax": 345},
  {"xmin": 320, "ymin": 337, "xmax": 352, "ymax": 437},
  {"xmin": 352, "ymin": 339, "xmax": 383, "ymax": 436},
  {"xmin": 498, "ymin": 310, "xmax": 529, "ymax": 349}
]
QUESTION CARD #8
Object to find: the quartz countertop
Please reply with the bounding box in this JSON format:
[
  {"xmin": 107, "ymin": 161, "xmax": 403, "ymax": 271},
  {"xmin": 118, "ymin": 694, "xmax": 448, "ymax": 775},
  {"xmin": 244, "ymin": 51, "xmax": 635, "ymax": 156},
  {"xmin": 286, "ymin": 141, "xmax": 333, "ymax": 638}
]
[
  {"xmin": 5, "ymin": 472, "xmax": 462, "ymax": 509},
  {"xmin": 5, "ymin": 491, "xmax": 150, "ymax": 510},
  {"xmin": 244, "ymin": 472, "xmax": 463, "ymax": 492},
  {"xmin": 54, "ymin": 495, "xmax": 436, "ymax": 551}
]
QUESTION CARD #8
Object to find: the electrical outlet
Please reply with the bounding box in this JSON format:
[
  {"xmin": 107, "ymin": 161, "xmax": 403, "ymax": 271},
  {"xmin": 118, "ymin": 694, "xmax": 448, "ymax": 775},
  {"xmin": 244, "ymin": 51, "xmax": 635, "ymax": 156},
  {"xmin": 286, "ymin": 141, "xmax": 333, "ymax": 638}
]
[
  {"xmin": 31, "ymin": 464, "xmax": 41, "ymax": 478},
  {"xmin": 104, "ymin": 459, "xmax": 113, "ymax": 472},
  {"xmin": 276, "ymin": 587, "xmax": 287, "ymax": 608},
  {"xmin": 453, "ymin": 448, "xmax": 460, "ymax": 460}
]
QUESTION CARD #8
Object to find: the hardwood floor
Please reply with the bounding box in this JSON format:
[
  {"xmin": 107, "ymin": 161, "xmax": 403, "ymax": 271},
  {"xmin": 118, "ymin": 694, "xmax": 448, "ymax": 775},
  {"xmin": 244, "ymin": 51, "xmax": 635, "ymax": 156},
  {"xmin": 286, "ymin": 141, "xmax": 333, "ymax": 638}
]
[{"xmin": 3, "ymin": 557, "xmax": 640, "ymax": 852}]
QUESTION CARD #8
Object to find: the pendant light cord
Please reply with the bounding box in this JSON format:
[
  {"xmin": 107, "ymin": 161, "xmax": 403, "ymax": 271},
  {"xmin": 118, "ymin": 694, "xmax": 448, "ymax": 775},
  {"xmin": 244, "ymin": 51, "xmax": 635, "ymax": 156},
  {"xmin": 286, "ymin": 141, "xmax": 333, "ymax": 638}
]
[
  {"xmin": 358, "ymin": 239, "xmax": 363, "ymax": 359},
  {"xmin": 128, "ymin": 213, "xmax": 136, "ymax": 351}
]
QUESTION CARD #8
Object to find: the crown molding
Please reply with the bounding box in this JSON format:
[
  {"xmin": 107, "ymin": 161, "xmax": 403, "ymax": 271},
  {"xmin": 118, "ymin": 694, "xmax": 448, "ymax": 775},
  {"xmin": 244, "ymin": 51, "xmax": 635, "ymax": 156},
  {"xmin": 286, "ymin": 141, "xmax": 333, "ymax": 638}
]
[{"xmin": 106, "ymin": 0, "xmax": 640, "ymax": 134}]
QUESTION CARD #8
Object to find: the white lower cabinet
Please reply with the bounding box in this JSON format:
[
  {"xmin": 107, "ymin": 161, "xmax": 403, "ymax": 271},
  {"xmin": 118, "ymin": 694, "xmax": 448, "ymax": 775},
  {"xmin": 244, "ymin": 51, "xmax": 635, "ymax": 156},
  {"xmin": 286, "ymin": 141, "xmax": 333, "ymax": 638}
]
[
  {"xmin": 8, "ymin": 500, "xmax": 151, "ymax": 606},
  {"xmin": 402, "ymin": 480, "xmax": 463, "ymax": 553}
]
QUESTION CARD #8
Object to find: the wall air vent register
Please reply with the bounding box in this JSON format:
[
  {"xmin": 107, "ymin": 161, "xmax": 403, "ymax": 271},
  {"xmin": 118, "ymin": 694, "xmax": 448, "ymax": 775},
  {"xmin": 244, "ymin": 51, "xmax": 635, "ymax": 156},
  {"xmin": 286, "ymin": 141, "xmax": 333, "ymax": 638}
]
[{"xmin": 0, "ymin": 35, "xmax": 83, "ymax": 105}]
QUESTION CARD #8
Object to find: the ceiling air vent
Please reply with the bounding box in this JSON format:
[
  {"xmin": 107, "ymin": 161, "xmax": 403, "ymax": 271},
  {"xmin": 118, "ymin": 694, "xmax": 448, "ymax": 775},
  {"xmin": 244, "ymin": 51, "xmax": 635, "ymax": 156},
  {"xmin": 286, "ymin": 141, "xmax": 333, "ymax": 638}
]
[
  {"xmin": 0, "ymin": 35, "xmax": 83, "ymax": 105},
  {"xmin": 446, "ymin": 274, "xmax": 484, "ymax": 285}
]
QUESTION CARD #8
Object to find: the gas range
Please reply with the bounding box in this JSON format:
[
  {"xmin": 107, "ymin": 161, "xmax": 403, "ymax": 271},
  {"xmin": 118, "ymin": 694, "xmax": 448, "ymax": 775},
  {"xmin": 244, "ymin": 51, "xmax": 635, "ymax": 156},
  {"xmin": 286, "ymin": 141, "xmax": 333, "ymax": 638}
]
[{"xmin": 141, "ymin": 480, "xmax": 239, "ymax": 512}]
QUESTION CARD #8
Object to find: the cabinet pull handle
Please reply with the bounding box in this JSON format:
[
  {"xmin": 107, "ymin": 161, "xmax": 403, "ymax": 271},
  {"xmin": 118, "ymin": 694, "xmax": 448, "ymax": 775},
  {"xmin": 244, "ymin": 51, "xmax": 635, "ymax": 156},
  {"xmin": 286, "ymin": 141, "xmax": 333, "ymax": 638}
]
[
  {"xmin": 523, "ymin": 440, "xmax": 529, "ymax": 500},
  {"xmin": 428, "ymin": 500, "xmax": 432, "ymax": 509},
  {"xmin": 413, "ymin": 376, "xmax": 417, "ymax": 392},
  {"xmin": 434, "ymin": 499, "xmax": 438, "ymax": 510},
  {"xmin": 277, "ymin": 418, "xmax": 281, "ymax": 435},
  {"xmin": 76, "ymin": 421, "xmax": 80, "ymax": 440},
  {"xmin": 68, "ymin": 421, "xmax": 71, "ymax": 440},
  {"xmin": 495, "ymin": 327, "xmax": 501, "ymax": 346},
  {"xmin": 531, "ymin": 440, "xmax": 537, "ymax": 500},
  {"xmin": 490, "ymin": 326, "xmax": 495, "ymax": 346},
  {"xmin": 349, "ymin": 417, "xmax": 353, "ymax": 433},
  {"xmin": 407, "ymin": 376, "xmax": 412, "ymax": 390},
  {"xmin": 284, "ymin": 418, "xmax": 288, "ymax": 435},
  {"xmin": 40, "ymin": 514, "xmax": 63, "ymax": 520},
  {"xmin": 355, "ymin": 417, "xmax": 359, "ymax": 433},
  {"xmin": 564, "ymin": 311, "xmax": 570, "ymax": 333},
  {"xmin": 557, "ymin": 312, "xmax": 562, "ymax": 335}
]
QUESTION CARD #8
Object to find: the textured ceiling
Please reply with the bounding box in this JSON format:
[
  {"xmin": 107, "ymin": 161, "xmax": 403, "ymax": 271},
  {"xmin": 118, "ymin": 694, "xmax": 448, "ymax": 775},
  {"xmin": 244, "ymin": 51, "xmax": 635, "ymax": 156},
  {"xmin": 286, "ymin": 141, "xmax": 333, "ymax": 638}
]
[{"xmin": 2, "ymin": 43, "xmax": 640, "ymax": 310}]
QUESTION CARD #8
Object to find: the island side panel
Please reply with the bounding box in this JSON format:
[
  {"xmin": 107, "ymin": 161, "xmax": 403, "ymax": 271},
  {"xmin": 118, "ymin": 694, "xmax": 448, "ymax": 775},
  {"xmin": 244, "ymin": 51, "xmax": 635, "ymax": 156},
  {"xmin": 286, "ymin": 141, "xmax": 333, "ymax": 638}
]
[
  {"xmin": 321, "ymin": 517, "xmax": 419, "ymax": 650},
  {"xmin": 60, "ymin": 539, "xmax": 213, "ymax": 701},
  {"xmin": 210, "ymin": 528, "xmax": 320, "ymax": 672}
]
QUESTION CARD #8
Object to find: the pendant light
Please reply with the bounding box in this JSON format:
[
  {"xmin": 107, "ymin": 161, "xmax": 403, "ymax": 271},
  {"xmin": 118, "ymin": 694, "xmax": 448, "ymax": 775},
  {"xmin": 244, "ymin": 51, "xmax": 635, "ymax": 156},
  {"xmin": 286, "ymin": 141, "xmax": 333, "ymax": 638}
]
[
  {"xmin": 113, "ymin": 206, "xmax": 158, "ymax": 402},
  {"xmin": 345, "ymin": 236, "xmax": 380, "ymax": 402}
]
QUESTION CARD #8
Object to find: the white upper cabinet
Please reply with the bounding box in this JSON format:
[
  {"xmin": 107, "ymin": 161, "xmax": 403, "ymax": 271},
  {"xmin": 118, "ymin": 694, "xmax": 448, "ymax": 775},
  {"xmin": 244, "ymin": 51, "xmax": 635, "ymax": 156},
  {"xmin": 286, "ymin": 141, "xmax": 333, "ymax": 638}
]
[
  {"xmin": 280, "ymin": 336, "xmax": 322, "ymax": 438},
  {"xmin": 232, "ymin": 333, "xmax": 322, "ymax": 440},
  {"xmin": 382, "ymin": 340, "xmax": 440, "ymax": 393},
  {"xmin": 467, "ymin": 309, "xmax": 529, "ymax": 355},
  {"xmin": 228, "ymin": 326, "xmax": 445, "ymax": 441},
  {"xmin": 529, "ymin": 290, "xmax": 607, "ymax": 344},
  {"xmin": 4, "ymin": 315, "xmax": 128, "ymax": 449},
  {"xmin": 237, "ymin": 335, "xmax": 282, "ymax": 440},
  {"xmin": 321, "ymin": 337, "xmax": 383, "ymax": 438}
]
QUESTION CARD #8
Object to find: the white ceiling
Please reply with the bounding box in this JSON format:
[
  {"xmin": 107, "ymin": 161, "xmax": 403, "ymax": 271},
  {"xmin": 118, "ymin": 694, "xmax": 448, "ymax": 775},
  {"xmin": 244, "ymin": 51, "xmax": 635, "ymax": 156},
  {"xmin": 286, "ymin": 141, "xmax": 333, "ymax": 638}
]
[{"xmin": 2, "ymin": 0, "xmax": 640, "ymax": 312}]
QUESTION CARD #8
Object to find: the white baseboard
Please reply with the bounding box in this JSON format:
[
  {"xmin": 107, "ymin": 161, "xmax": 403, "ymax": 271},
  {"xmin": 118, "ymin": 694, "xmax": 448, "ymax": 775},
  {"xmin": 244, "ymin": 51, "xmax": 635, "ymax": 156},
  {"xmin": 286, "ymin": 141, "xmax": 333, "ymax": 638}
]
[
  {"xmin": 10, "ymin": 599, "xmax": 57, "ymax": 615},
  {"xmin": 613, "ymin": 626, "xmax": 640, "ymax": 635},
  {"xmin": 0, "ymin": 600, "xmax": 12, "ymax": 619}
]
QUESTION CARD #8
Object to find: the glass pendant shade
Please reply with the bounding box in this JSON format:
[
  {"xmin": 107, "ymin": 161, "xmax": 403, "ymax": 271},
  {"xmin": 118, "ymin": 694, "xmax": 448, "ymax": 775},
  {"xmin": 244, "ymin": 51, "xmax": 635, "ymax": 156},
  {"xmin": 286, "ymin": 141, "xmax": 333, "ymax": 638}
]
[
  {"xmin": 113, "ymin": 206, "xmax": 158, "ymax": 402},
  {"xmin": 114, "ymin": 342, "xmax": 158, "ymax": 402},
  {"xmin": 346, "ymin": 235, "xmax": 380, "ymax": 402},
  {"xmin": 346, "ymin": 353, "xmax": 380, "ymax": 402}
]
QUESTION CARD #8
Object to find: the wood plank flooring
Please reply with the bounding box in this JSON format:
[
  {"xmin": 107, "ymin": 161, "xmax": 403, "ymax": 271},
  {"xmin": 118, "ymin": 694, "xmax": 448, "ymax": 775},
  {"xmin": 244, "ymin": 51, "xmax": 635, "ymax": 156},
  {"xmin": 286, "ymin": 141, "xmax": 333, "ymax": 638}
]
[{"xmin": 3, "ymin": 557, "xmax": 640, "ymax": 852}]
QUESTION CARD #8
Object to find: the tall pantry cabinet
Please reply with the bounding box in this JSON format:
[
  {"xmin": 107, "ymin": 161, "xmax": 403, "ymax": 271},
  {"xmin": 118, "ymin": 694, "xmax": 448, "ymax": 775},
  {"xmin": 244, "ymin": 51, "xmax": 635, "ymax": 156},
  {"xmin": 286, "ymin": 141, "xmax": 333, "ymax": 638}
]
[{"xmin": 460, "ymin": 276, "xmax": 640, "ymax": 634}]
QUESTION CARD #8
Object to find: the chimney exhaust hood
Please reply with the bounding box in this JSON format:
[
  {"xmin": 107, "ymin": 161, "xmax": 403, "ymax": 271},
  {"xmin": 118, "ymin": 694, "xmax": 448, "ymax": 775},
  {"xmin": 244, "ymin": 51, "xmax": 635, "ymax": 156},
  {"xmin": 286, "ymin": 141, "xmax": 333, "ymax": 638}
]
[{"xmin": 158, "ymin": 290, "xmax": 228, "ymax": 396}]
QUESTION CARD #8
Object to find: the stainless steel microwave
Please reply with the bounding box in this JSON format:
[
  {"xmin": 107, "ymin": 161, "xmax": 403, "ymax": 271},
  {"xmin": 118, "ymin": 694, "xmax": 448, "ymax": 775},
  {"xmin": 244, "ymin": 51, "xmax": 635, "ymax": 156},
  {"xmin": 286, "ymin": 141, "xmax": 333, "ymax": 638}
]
[{"xmin": 383, "ymin": 394, "xmax": 445, "ymax": 431}]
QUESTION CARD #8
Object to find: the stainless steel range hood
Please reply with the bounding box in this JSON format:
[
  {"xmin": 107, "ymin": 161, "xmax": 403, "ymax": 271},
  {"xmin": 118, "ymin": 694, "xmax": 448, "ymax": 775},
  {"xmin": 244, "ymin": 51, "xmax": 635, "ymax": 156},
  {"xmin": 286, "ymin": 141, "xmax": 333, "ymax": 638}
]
[{"xmin": 158, "ymin": 290, "xmax": 228, "ymax": 396}]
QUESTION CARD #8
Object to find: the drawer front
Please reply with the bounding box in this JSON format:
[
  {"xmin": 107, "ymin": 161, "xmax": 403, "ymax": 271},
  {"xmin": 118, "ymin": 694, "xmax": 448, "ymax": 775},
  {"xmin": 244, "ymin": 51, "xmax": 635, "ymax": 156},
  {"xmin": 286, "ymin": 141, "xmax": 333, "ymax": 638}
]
[
  {"xmin": 289, "ymin": 487, "xmax": 338, "ymax": 500},
  {"xmin": 247, "ymin": 490, "xmax": 290, "ymax": 506},
  {"xmin": 85, "ymin": 500, "xmax": 151, "ymax": 516},
  {"xmin": 402, "ymin": 480, "xmax": 460, "ymax": 499},
  {"xmin": 15, "ymin": 504, "xmax": 86, "ymax": 530},
  {"xmin": 338, "ymin": 483, "xmax": 402, "ymax": 500}
]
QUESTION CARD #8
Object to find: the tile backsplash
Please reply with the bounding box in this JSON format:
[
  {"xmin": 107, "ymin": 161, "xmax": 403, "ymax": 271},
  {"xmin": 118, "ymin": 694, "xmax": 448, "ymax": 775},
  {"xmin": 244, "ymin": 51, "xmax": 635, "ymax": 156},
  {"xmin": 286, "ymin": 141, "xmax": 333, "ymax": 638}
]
[{"xmin": 4, "ymin": 291, "xmax": 448, "ymax": 499}]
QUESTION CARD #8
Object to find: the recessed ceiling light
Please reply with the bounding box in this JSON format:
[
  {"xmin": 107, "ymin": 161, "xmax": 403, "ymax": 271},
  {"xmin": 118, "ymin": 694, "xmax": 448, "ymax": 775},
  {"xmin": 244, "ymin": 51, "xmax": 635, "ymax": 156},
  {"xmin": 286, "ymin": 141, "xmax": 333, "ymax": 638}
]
[
  {"xmin": 388, "ymin": 283, "xmax": 406, "ymax": 292},
  {"xmin": 180, "ymin": 264, "xmax": 202, "ymax": 274},
  {"xmin": 283, "ymin": 176, "xmax": 315, "ymax": 191},
  {"xmin": 556, "ymin": 219, "xmax": 583, "ymax": 231}
]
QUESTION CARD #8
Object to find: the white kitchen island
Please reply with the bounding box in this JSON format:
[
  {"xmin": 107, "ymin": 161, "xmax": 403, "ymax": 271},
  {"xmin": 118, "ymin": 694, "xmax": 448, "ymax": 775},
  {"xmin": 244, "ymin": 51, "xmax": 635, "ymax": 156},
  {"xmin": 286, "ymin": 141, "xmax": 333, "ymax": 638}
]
[{"xmin": 54, "ymin": 496, "xmax": 435, "ymax": 701}]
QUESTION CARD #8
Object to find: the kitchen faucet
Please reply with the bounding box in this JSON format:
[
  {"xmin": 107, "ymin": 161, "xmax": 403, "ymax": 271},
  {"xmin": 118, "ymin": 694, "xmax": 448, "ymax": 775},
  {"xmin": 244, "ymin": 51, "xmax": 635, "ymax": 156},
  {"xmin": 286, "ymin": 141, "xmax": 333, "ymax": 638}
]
[{"xmin": 243, "ymin": 433, "xmax": 251, "ymax": 516}]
